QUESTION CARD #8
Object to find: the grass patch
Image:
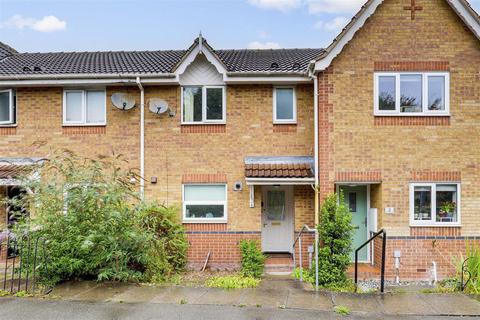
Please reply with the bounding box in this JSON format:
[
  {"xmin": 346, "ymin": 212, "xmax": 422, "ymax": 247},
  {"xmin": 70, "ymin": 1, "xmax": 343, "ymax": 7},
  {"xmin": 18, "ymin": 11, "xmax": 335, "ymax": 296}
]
[
  {"xmin": 334, "ymin": 305, "xmax": 350, "ymax": 315},
  {"xmin": 205, "ymin": 275, "xmax": 260, "ymax": 289}
]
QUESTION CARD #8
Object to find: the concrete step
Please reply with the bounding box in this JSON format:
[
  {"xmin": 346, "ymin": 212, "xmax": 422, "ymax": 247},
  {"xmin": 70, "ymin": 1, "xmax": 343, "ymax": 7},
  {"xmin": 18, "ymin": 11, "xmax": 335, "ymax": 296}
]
[{"xmin": 264, "ymin": 253, "xmax": 294, "ymax": 275}]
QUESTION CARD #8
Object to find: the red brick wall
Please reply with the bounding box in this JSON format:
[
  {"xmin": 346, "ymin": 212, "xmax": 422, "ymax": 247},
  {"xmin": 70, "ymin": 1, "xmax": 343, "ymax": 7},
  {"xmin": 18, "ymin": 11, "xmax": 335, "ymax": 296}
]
[
  {"xmin": 186, "ymin": 232, "xmax": 260, "ymax": 270},
  {"xmin": 373, "ymin": 236, "xmax": 478, "ymax": 281}
]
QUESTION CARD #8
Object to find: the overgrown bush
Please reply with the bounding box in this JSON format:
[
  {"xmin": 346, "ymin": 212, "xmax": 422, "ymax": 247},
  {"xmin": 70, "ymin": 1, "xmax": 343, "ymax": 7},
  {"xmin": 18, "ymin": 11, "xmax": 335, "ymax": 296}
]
[
  {"xmin": 239, "ymin": 239, "xmax": 265, "ymax": 278},
  {"xmin": 316, "ymin": 193, "xmax": 354, "ymax": 287},
  {"xmin": 8, "ymin": 150, "xmax": 187, "ymax": 286}
]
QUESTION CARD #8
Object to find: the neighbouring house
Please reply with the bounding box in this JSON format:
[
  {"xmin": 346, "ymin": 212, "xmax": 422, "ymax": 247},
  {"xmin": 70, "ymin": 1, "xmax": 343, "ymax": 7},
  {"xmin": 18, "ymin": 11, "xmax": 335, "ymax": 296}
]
[{"xmin": 0, "ymin": 0, "xmax": 479, "ymax": 282}]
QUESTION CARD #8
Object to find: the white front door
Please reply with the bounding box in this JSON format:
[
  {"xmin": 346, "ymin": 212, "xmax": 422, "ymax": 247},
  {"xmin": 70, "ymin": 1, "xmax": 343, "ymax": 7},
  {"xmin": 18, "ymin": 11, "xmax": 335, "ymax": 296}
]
[{"xmin": 261, "ymin": 186, "xmax": 294, "ymax": 253}]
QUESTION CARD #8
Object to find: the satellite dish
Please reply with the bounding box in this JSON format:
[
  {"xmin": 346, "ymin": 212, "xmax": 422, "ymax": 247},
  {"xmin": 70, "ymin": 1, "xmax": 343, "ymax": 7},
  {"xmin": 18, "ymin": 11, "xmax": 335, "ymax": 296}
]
[
  {"xmin": 111, "ymin": 93, "xmax": 136, "ymax": 110},
  {"xmin": 149, "ymin": 98, "xmax": 169, "ymax": 115}
]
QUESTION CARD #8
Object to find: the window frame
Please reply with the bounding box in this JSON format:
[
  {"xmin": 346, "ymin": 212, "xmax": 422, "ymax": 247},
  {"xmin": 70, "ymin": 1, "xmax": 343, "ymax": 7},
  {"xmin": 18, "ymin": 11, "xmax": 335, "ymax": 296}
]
[
  {"xmin": 273, "ymin": 86, "xmax": 297, "ymax": 124},
  {"xmin": 0, "ymin": 89, "xmax": 16, "ymax": 126},
  {"xmin": 180, "ymin": 86, "xmax": 226, "ymax": 125},
  {"xmin": 63, "ymin": 89, "xmax": 107, "ymax": 126},
  {"xmin": 409, "ymin": 182, "xmax": 461, "ymax": 227},
  {"xmin": 182, "ymin": 184, "xmax": 228, "ymax": 223},
  {"xmin": 374, "ymin": 72, "xmax": 450, "ymax": 116}
]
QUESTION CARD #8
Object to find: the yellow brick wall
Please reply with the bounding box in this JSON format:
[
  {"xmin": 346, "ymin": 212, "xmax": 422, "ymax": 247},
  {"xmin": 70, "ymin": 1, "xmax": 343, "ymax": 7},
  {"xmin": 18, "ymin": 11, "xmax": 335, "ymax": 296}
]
[
  {"xmin": 324, "ymin": 0, "xmax": 480, "ymax": 236},
  {"xmin": 143, "ymin": 84, "xmax": 314, "ymax": 231},
  {"xmin": 1, "ymin": 84, "xmax": 314, "ymax": 232}
]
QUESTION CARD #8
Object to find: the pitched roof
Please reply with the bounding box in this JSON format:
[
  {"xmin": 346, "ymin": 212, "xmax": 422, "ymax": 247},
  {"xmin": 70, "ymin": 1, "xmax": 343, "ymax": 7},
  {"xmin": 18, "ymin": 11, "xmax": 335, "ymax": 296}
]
[
  {"xmin": 313, "ymin": 0, "xmax": 480, "ymax": 71},
  {"xmin": 0, "ymin": 38, "xmax": 324, "ymax": 77},
  {"xmin": 0, "ymin": 42, "xmax": 18, "ymax": 61},
  {"xmin": 216, "ymin": 48, "xmax": 324, "ymax": 73},
  {"xmin": 245, "ymin": 156, "xmax": 314, "ymax": 179}
]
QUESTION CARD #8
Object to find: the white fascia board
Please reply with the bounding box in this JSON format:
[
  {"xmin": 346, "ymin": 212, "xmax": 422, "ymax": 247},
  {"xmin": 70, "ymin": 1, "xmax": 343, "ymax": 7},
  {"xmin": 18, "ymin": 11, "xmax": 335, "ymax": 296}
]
[
  {"xmin": 447, "ymin": 0, "xmax": 480, "ymax": 40},
  {"xmin": 314, "ymin": 0, "xmax": 383, "ymax": 72},
  {"xmin": 0, "ymin": 78, "xmax": 178, "ymax": 87},
  {"xmin": 225, "ymin": 76, "xmax": 312, "ymax": 84},
  {"xmin": 245, "ymin": 178, "xmax": 315, "ymax": 185}
]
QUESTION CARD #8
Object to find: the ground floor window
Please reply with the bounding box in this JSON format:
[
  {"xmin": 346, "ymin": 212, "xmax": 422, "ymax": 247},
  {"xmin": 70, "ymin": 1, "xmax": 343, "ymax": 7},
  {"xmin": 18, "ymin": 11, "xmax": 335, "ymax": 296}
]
[
  {"xmin": 182, "ymin": 184, "xmax": 227, "ymax": 222},
  {"xmin": 410, "ymin": 183, "xmax": 460, "ymax": 226}
]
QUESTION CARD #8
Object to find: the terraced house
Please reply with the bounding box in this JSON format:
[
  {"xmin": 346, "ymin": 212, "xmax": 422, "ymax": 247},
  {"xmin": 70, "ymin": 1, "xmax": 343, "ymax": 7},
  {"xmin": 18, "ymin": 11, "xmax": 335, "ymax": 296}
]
[{"xmin": 0, "ymin": 0, "xmax": 479, "ymax": 281}]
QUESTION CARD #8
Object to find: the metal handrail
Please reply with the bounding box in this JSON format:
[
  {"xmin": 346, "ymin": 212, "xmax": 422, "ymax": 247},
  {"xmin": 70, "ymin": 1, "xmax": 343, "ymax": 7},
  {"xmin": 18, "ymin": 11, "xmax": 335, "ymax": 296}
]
[
  {"xmin": 292, "ymin": 224, "xmax": 318, "ymax": 290},
  {"xmin": 354, "ymin": 229, "xmax": 386, "ymax": 293}
]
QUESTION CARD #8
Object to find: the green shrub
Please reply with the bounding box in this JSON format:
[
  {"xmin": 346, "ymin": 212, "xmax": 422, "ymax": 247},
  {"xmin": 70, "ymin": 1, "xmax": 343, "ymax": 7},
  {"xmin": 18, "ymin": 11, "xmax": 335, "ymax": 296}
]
[
  {"xmin": 453, "ymin": 242, "xmax": 480, "ymax": 294},
  {"xmin": 239, "ymin": 239, "xmax": 265, "ymax": 278},
  {"xmin": 9, "ymin": 151, "xmax": 187, "ymax": 286},
  {"xmin": 205, "ymin": 275, "xmax": 260, "ymax": 289},
  {"xmin": 334, "ymin": 305, "xmax": 350, "ymax": 316},
  {"xmin": 316, "ymin": 193, "xmax": 354, "ymax": 287}
]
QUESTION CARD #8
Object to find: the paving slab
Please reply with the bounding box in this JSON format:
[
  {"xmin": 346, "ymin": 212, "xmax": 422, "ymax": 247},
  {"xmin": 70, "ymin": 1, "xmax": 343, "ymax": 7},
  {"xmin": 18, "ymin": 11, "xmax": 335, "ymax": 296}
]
[
  {"xmin": 286, "ymin": 289, "xmax": 333, "ymax": 311},
  {"xmin": 194, "ymin": 288, "xmax": 248, "ymax": 306},
  {"xmin": 379, "ymin": 293, "xmax": 433, "ymax": 315},
  {"xmin": 50, "ymin": 281, "xmax": 99, "ymax": 299},
  {"xmin": 242, "ymin": 287, "xmax": 289, "ymax": 308},
  {"xmin": 418, "ymin": 294, "xmax": 480, "ymax": 316},
  {"xmin": 332, "ymin": 293, "xmax": 383, "ymax": 314},
  {"xmin": 69, "ymin": 282, "xmax": 131, "ymax": 302},
  {"xmin": 110, "ymin": 285, "xmax": 166, "ymax": 303},
  {"xmin": 149, "ymin": 286, "xmax": 208, "ymax": 304}
]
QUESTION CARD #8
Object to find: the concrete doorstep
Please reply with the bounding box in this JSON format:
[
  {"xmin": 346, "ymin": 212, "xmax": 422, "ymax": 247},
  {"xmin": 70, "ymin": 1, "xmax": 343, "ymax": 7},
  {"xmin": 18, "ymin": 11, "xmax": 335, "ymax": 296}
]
[{"xmin": 41, "ymin": 278, "xmax": 480, "ymax": 317}]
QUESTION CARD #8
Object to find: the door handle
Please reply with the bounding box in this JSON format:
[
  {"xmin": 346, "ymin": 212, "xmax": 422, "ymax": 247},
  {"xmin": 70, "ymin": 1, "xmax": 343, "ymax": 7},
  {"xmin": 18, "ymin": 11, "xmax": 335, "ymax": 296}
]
[{"xmin": 364, "ymin": 217, "xmax": 368, "ymax": 228}]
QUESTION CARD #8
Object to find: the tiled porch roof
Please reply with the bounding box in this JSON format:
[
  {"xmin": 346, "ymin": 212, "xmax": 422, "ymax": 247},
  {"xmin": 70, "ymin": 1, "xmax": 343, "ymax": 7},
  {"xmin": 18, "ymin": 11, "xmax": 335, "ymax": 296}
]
[
  {"xmin": 0, "ymin": 158, "xmax": 43, "ymax": 182},
  {"xmin": 244, "ymin": 156, "xmax": 314, "ymax": 179}
]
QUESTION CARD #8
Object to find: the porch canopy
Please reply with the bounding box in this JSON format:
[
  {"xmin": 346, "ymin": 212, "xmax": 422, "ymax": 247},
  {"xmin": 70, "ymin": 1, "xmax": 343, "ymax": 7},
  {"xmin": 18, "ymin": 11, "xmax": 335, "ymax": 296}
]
[
  {"xmin": 245, "ymin": 156, "xmax": 315, "ymax": 185},
  {"xmin": 0, "ymin": 158, "xmax": 43, "ymax": 185}
]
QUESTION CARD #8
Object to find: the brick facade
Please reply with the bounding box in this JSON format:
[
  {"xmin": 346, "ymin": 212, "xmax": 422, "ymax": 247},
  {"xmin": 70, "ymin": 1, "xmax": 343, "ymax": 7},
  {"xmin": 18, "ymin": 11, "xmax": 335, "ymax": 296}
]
[{"xmin": 319, "ymin": 0, "xmax": 480, "ymax": 280}]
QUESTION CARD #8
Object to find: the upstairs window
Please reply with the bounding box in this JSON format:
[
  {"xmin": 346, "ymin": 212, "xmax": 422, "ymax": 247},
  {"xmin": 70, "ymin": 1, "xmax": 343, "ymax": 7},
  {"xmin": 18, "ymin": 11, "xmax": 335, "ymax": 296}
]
[
  {"xmin": 374, "ymin": 73, "xmax": 449, "ymax": 115},
  {"xmin": 273, "ymin": 87, "xmax": 296, "ymax": 123},
  {"xmin": 410, "ymin": 183, "xmax": 460, "ymax": 226},
  {"xmin": 63, "ymin": 90, "xmax": 106, "ymax": 125},
  {"xmin": 182, "ymin": 86, "xmax": 225, "ymax": 124},
  {"xmin": 0, "ymin": 89, "xmax": 15, "ymax": 125}
]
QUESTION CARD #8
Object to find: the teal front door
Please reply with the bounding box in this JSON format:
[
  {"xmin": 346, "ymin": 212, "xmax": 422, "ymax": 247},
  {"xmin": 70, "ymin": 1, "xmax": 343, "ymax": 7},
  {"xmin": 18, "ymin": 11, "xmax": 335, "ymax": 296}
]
[{"xmin": 339, "ymin": 186, "xmax": 368, "ymax": 261}]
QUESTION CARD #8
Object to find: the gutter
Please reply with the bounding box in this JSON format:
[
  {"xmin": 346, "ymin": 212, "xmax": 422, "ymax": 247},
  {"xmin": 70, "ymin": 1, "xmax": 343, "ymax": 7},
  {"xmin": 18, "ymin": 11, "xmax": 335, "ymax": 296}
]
[
  {"xmin": 136, "ymin": 77, "xmax": 145, "ymax": 200},
  {"xmin": 0, "ymin": 73, "xmax": 175, "ymax": 80},
  {"xmin": 225, "ymin": 71, "xmax": 308, "ymax": 77}
]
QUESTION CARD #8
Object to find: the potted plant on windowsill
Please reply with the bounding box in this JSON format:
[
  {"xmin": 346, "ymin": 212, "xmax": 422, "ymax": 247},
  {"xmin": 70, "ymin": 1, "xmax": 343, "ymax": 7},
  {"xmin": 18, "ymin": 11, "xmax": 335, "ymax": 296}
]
[{"xmin": 438, "ymin": 201, "xmax": 456, "ymax": 222}]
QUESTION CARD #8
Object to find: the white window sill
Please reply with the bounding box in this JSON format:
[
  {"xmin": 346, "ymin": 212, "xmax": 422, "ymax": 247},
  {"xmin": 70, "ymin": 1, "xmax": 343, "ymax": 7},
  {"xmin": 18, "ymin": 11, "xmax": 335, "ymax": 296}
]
[
  {"xmin": 374, "ymin": 113, "xmax": 450, "ymax": 117},
  {"xmin": 181, "ymin": 122, "xmax": 226, "ymax": 125},
  {"xmin": 0, "ymin": 124, "xmax": 17, "ymax": 127},
  {"xmin": 273, "ymin": 121, "xmax": 297, "ymax": 125},
  {"xmin": 182, "ymin": 219, "xmax": 227, "ymax": 224},
  {"xmin": 62, "ymin": 123, "xmax": 107, "ymax": 127},
  {"xmin": 410, "ymin": 223, "xmax": 461, "ymax": 228}
]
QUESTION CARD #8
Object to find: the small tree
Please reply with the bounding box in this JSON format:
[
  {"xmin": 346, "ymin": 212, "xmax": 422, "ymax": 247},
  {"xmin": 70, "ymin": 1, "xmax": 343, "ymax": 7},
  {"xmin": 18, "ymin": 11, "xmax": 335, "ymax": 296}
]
[{"xmin": 316, "ymin": 192, "xmax": 354, "ymax": 287}]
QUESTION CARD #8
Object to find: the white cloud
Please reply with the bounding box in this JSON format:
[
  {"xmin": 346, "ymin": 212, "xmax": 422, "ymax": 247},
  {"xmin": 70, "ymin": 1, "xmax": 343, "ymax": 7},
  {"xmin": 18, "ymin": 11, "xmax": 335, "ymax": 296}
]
[
  {"xmin": 307, "ymin": 0, "xmax": 365, "ymax": 14},
  {"xmin": 1, "ymin": 14, "xmax": 66, "ymax": 32},
  {"xmin": 314, "ymin": 16, "xmax": 349, "ymax": 31},
  {"xmin": 247, "ymin": 0, "xmax": 302, "ymax": 12},
  {"xmin": 247, "ymin": 41, "xmax": 282, "ymax": 49}
]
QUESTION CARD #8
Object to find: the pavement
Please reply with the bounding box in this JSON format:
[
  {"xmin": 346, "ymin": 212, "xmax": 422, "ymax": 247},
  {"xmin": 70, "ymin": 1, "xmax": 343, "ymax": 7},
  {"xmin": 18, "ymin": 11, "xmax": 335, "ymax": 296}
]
[{"xmin": 39, "ymin": 277, "xmax": 480, "ymax": 318}]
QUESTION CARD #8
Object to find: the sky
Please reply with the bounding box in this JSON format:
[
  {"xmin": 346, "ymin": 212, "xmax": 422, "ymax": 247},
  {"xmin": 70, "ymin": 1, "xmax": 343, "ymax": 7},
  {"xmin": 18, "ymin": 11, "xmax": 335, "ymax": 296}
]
[{"xmin": 0, "ymin": 0, "xmax": 480, "ymax": 53}]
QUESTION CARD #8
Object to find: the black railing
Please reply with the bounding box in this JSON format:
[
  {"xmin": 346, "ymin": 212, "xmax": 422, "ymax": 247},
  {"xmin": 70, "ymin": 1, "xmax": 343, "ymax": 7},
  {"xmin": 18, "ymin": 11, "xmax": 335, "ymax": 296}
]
[
  {"xmin": 459, "ymin": 257, "xmax": 472, "ymax": 291},
  {"xmin": 0, "ymin": 232, "xmax": 49, "ymax": 294},
  {"xmin": 354, "ymin": 229, "xmax": 386, "ymax": 293}
]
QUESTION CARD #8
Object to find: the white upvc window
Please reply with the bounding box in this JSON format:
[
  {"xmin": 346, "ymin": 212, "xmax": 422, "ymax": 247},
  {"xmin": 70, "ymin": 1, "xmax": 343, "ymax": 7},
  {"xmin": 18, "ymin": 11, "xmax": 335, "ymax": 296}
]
[
  {"xmin": 0, "ymin": 89, "xmax": 15, "ymax": 125},
  {"xmin": 63, "ymin": 89, "xmax": 106, "ymax": 125},
  {"xmin": 409, "ymin": 183, "xmax": 461, "ymax": 226},
  {"xmin": 181, "ymin": 86, "xmax": 226, "ymax": 124},
  {"xmin": 273, "ymin": 87, "xmax": 296, "ymax": 123},
  {"xmin": 182, "ymin": 184, "xmax": 227, "ymax": 223},
  {"xmin": 374, "ymin": 72, "xmax": 450, "ymax": 116}
]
